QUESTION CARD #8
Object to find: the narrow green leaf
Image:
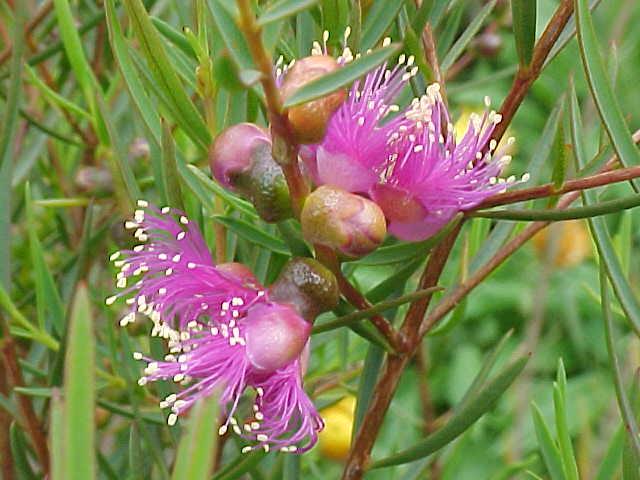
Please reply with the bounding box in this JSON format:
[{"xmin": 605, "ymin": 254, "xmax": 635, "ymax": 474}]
[
  {"xmin": 354, "ymin": 344, "xmax": 384, "ymax": 434},
  {"xmin": 595, "ymin": 426, "xmax": 624, "ymax": 480},
  {"xmin": 531, "ymin": 404, "xmax": 565, "ymax": 480},
  {"xmin": 360, "ymin": 0, "xmax": 406, "ymax": 51},
  {"xmin": 105, "ymin": 0, "xmax": 161, "ymax": 144},
  {"xmin": 551, "ymin": 120, "xmax": 567, "ymax": 191},
  {"xmin": 10, "ymin": 423, "xmax": 37, "ymax": 480},
  {"xmin": 472, "ymin": 194, "xmax": 640, "ymax": 221},
  {"xmin": 511, "ymin": 0, "xmax": 537, "ymax": 66},
  {"xmin": 123, "ymin": 0, "xmax": 210, "ymax": 149},
  {"xmin": 410, "ymin": 0, "xmax": 434, "ymax": 35},
  {"xmin": 160, "ymin": 120, "xmax": 184, "ymax": 209},
  {"xmin": 614, "ymin": 211, "xmax": 632, "ymax": 277},
  {"xmin": 440, "ymin": 0, "xmax": 498, "ymax": 71},
  {"xmin": 600, "ymin": 266, "xmax": 640, "ymax": 462},
  {"xmin": 208, "ymin": 0, "xmax": 254, "ymax": 70},
  {"xmin": 0, "ymin": 1, "xmax": 25, "ymax": 291},
  {"xmin": 402, "ymin": 26, "xmax": 434, "ymax": 83},
  {"xmin": 63, "ymin": 283, "xmax": 95, "ymax": 480},
  {"xmin": 25, "ymin": 184, "xmax": 65, "ymax": 334},
  {"xmin": 575, "ymin": 0, "xmax": 640, "ymax": 185},
  {"xmin": 258, "ymin": 0, "xmax": 319, "ymax": 26},
  {"xmin": 553, "ymin": 360, "xmax": 579, "ymax": 480},
  {"xmin": 372, "ymin": 356, "xmax": 528, "ymax": 468},
  {"xmin": 179, "ymin": 163, "xmax": 258, "ymax": 218},
  {"xmin": 128, "ymin": 424, "xmax": 145, "ymax": 480},
  {"xmin": 171, "ymin": 394, "xmax": 219, "ymax": 480},
  {"xmin": 151, "ymin": 17, "xmax": 197, "ymax": 60},
  {"xmin": 23, "ymin": 65, "xmax": 91, "ymax": 119},
  {"xmin": 213, "ymin": 215, "xmax": 290, "ymax": 255},
  {"xmin": 283, "ymin": 44, "xmax": 401, "ymax": 107},
  {"xmin": 50, "ymin": 391, "xmax": 65, "ymax": 480}
]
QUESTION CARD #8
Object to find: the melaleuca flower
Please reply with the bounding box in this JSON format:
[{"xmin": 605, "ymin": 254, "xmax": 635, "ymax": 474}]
[
  {"xmin": 370, "ymin": 85, "xmax": 528, "ymax": 241},
  {"xmin": 105, "ymin": 202, "xmax": 326, "ymax": 453},
  {"xmin": 294, "ymin": 39, "xmax": 418, "ymax": 193}
]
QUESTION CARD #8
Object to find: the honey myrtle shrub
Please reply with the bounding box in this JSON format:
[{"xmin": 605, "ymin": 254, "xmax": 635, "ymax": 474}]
[{"xmin": 107, "ymin": 203, "xmax": 338, "ymax": 453}]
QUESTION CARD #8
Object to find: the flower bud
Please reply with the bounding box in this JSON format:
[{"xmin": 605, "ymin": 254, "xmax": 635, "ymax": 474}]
[
  {"xmin": 75, "ymin": 166, "xmax": 113, "ymax": 195},
  {"xmin": 209, "ymin": 123, "xmax": 292, "ymax": 222},
  {"xmin": 301, "ymin": 186, "xmax": 386, "ymax": 258},
  {"xmin": 475, "ymin": 31, "xmax": 502, "ymax": 57},
  {"xmin": 244, "ymin": 302, "xmax": 311, "ymax": 373},
  {"xmin": 280, "ymin": 56, "xmax": 346, "ymax": 144},
  {"xmin": 269, "ymin": 257, "xmax": 339, "ymax": 321}
]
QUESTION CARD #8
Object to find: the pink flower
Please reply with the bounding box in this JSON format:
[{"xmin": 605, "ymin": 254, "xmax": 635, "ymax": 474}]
[
  {"xmin": 300, "ymin": 54, "xmax": 418, "ymax": 193},
  {"xmin": 106, "ymin": 203, "xmax": 323, "ymax": 453},
  {"xmin": 370, "ymin": 85, "xmax": 525, "ymax": 241}
]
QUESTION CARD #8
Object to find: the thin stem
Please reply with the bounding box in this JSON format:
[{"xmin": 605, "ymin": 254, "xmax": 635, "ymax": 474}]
[
  {"xmin": 313, "ymin": 286, "xmax": 443, "ymax": 334},
  {"xmin": 422, "ymin": 24, "xmax": 448, "ymax": 104},
  {"xmin": 0, "ymin": 338, "xmax": 50, "ymax": 476},
  {"xmin": 235, "ymin": 0, "xmax": 308, "ymax": 217},
  {"xmin": 342, "ymin": 224, "xmax": 462, "ymax": 479},
  {"xmin": 476, "ymin": 163, "xmax": 640, "ymax": 210},
  {"xmin": 492, "ymin": 0, "xmax": 574, "ymax": 144},
  {"xmin": 315, "ymin": 245, "xmax": 403, "ymax": 351}
]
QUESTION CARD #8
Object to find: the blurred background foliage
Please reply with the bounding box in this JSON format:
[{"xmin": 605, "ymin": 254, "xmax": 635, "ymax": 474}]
[{"xmin": 0, "ymin": 0, "xmax": 639, "ymax": 479}]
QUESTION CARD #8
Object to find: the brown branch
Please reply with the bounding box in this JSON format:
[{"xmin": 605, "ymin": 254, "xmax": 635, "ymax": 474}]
[
  {"xmin": 0, "ymin": 338, "xmax": 50, "ymax": 476},
  {"xmin": 342, "ymin": 224, "xmax": 462, "ymax": 479},
  {"xmin": 422, "ymin": 24, "xmax": 448, "ymax": 104},
  {"xmin": 476, "ymin": 163, "xmax": 640, "ymax": 210},
  {"xmin": 235, "ymin": 0, "xmax": 308, "ymax": 217},
  {"xmin": 315, "ymin": 245, "xmax": 403, "ymax": 351},
  {"xmin": 492, "ymin": 0, "xmax": 574, "ymax": 144},
  {"xmin": 0, "ymin": 324, "xmax": 15, "ymax": 480}
]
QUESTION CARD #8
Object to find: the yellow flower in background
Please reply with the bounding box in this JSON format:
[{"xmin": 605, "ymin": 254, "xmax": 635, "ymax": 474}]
[
  {"xmin": 319, "ymin": 395, "xmax": 356, "ymax": 461},
  {"xmin": 454, "ymin": 107, "xmax": 518, "ymax": 157},
  {"xmin": 532, "ymin": 220, "xmax": 592, "ymax": 268}
]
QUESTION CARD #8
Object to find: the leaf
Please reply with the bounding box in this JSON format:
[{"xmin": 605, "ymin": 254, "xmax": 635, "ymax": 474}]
[
  {"xmin": 531, "ymin": 404, "xmax": 565, "ymax": 480},
  {"xmin": 171, "ymin": 394, "xmax": 219, "ymax": 480},
  {"xmin": 575, "ymin": 0, "xmax": 640, "ymax": 186},
  {"xmin": 440, "ymin": 0, "xmax": 498, "ymax": 72},
  {"xmin": 49, "ymin": 391, "xmax": 65, "ymax": 480},
  {"xmin": 10, "ymin": 423, "xmax": 37, "ymax": 480},
  {"xmin": 595, "ymin": 426, "xmax": 624, "ymax": 480},
  {"xmin": 123, "ymin": 0, "xmax": 210, "ymax": 149},
  {"xmin": 151, "ymin": 17, "xmax": 197, "ymax": 60},
  {"xmin": 550, "ymin": 119, "xmax": 567, "ymax": 191},
  {"xmin": 553, "ymin": 360, "xmax": 579, "ymax": 480},
  {"xmin": 208, "ymin": 0, "xmax": 254, "ymax": 70},
  {"xmin": 258, "ymin": 0, "xmax": 319, "ymax": 26},
  {"xmin": 212, "ymin": 215, "xmax": 290, "ymax": 255},
  {"xmin": 283, "ymin": 44, "xmax": 401, "ymax": 107},
  {"xmin": 179, "ymin": 163, "xmax": 258, "ymax": 218},
  {"xmin": 105, "ymin": 0, "xmax": 161, "ymax": 144},
  {"xmin": 354, "ymin": 344, "xmax": 384, "ymax": 433},
  {"xmin": 25, "ymin": 185, "xmax": 65, "ymax": 335},
  {"xmin": 472, "ymin": 194, "xmax": 640, "ymax": 221},
  {"xmin": 511, "ymin": 0, "xmax": 537, "ymax": 66},
  {"xmin": 62, "ymin": 283, "xmax": 95, "ymax": 480},
  {"xmin": 360, "ymin": 0, "xmax": 406, "ymax": 51},
  {"xmin": 371, "ymin": 356, "xmax": 528, "ymax": 468},
  {"xmin": 160, "ymin": 120, "xmax": 184, "ymax": 209},
  {"xmin": 600, "ymin": 266, "xmax": 640, "ymax": 464}
]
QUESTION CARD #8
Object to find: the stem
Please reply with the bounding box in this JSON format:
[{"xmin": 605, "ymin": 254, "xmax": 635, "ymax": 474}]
[
  {"xmin": 235, "ymin": 0, "xmax": 309, "ymax": 217},
  {"xmin": 0, "ymin": 338, "xmax": 50, "ymax": 475},
  {"xmin": 476, "ymin": 163, "xmax": 640, "ymax": 210},
  {"xmin": 315, "ymin": 245, "xmax": 403, "ymax": 351},
  {"xmin": 313, "ymin": 286, "xmax": 443, "ymax": 334},
  {"xmin": 342, "ymin": 224, "xmax": 462, "ymax": 479},
  {"xmin": 421, "ymin": 24, "xmax": 448, "ymax": 104},
  {"xmin": 492, "ymin": 0, "xmax": 574, "ymax": 144}
]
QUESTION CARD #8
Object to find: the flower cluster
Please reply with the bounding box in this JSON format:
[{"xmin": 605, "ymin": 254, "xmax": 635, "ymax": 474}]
[{"xmin": 107, "ymin": 202, "xmax": 329, "ymax": 453}]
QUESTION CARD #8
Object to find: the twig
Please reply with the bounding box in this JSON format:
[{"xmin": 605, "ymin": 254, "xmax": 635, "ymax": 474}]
[
  {"xmin": 342, "ymin": 224, "xmax": 462, "ymax": 479},
  {"xmin": 0, "ymin": 323, "xmax": 15, "ymax": 480},
  {"xmin": 492, "ymin": 0, "xmax": 574, "ymax": 144},
  {"xmin": 0, "ymin": 338, "xmax": 50, "ymax": 476},
  {"xmin": 422, "ymin": 24, "xmax": 448, "ymax": 104},
  {"xmin": 315, "ymin": 245, "xmax": 403, "ymax": 351},
  {"xmin": 235, "ymin": 0, "xmax": 308, "ymax": 216},
  {"xmin": 475, "ymin": 163, "xmax": 640, "ymax": 210}
]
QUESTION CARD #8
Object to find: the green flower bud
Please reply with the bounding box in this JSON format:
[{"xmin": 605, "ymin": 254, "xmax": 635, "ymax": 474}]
[
  {"xmin": 269, "ymin": 257, "xmax": 339, "ymax": 321},
  {"xmin": 301, "ymin": 186, "xmax": 386, "ymax": 258},
  {"xmin": 209, "ymin": 123, "xmax": 292, "ymax": 222},
  {"xmin": 280, "ymin": 56, "xmax": 346, "ymax": 144}
]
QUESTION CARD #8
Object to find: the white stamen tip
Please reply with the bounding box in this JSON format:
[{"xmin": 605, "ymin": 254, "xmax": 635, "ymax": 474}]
[{"xmin": 167, "ymin": 413, "xmax": 177, "ymax": 426}]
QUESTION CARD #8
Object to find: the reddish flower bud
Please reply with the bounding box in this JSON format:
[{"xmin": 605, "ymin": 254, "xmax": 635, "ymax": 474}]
[
  {"xmin": 301, "ymin": 186, "xmax": 386, "ymax": 258},
  {"xmin": 244, "ymin": 303, "xmax": 311, "ymax": 372},
  {"xmin": 280, "ymin": 56, "xmax": 346, "ymax": 144},
  {"xmin": 269, "ymin": 257, "xmax": 339, "ymax": 321},
  {"xmin": 209, "ymin": 123, "xmax": 270, "ymax": 189},
  {"xmin": 209, "ymin": 123, "xmax": 292, "ymax": 222}
]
